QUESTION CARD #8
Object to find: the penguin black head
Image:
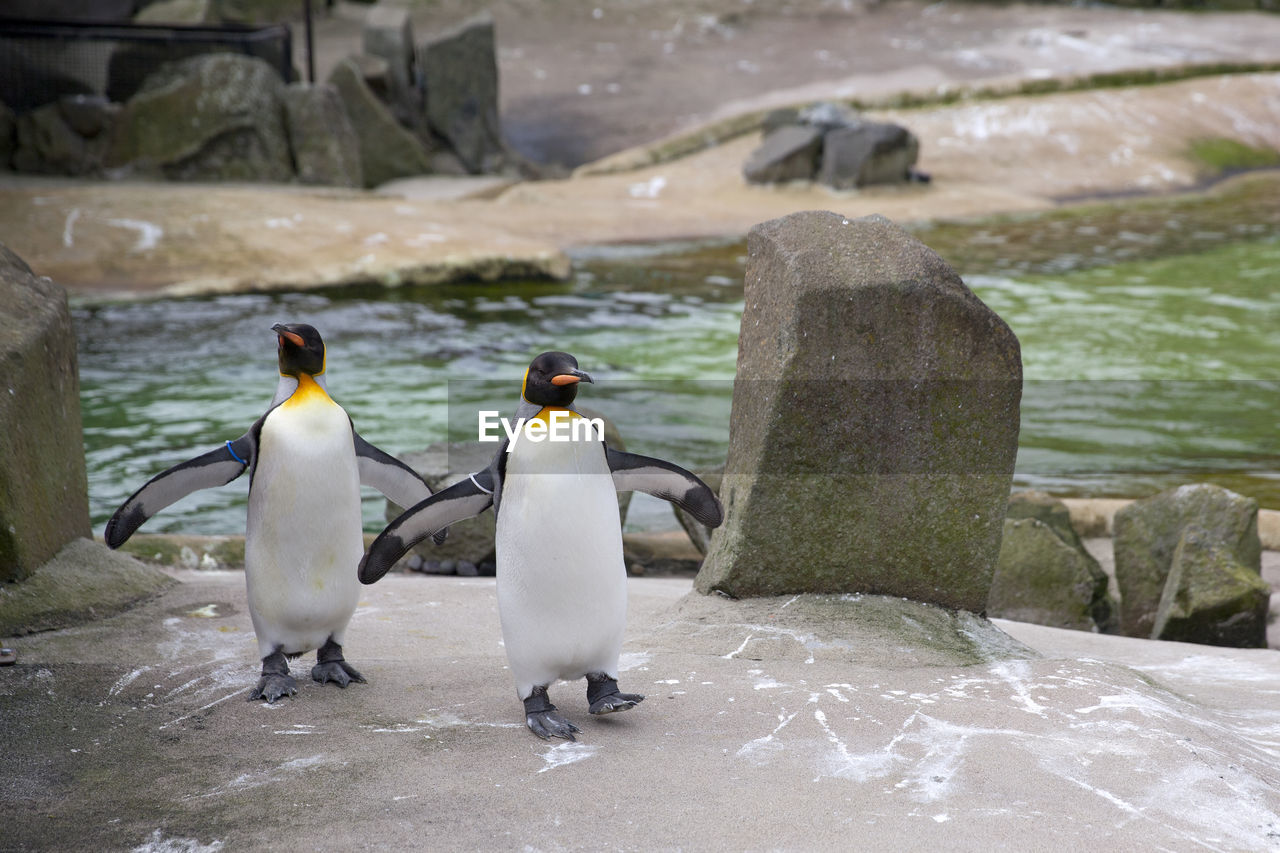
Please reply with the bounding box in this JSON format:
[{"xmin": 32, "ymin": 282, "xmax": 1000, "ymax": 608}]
[
  {"xmin": 273, "ymin": 323, "xmax": 325, "ymax": 378},
  {"xmin": 522, "ymin": 351, "xmax": 593, "ymax": 408}
]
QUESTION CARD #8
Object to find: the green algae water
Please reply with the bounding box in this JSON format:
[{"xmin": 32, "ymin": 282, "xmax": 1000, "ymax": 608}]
[{"xmin": 74, "ymin": 175, "xmax": 1280, "ymax": 535}]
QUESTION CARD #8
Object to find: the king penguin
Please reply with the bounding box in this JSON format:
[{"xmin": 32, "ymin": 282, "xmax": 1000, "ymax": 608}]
[
  {"xmin": 105, "ymin": 323, "xmax": 442, "ymax": 703},
  {"xmin": 359, "ymin": 351, "xmax": 724, "ymax": 739}
]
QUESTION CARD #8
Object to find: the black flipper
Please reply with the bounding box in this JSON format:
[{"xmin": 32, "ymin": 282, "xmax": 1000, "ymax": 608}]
[
  {"xmin": 104, "ymin": 433, "xmax": 255, "ymax": 548},
  {"xmin": 352, "ymin": 430, "xmax": 446, "ymax": 545},
  {"xmin": 359, "ymin": 470, "xmax": 496, "ymax": 584},
  {"xmin": 605, "ymin": 447, "xmax": 724, "ymax": 529}
]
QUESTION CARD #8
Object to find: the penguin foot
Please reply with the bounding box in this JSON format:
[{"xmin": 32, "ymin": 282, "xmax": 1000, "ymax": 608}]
[
  {"xmin": 248, "ymin": 648, "xmax": 297, "ymax": 703},
  {"xmin": 310, "ymin": 637, "xmax": 366, "ymax": 688},
  {"xmin": 586, "ymin": 673, "xmax": 645, "ymax": 716},
  {"xmin": 311, "ymin": 660, "xmax": 366, "ymax": 688},
  {"xmin": 248, "ymin": 673, "xmax": 298, "ymax": 703},
  {"xmin": 526, "ymin": 710, "xmax": 581, "ymax": 741},
  {"xmin": 524, "ymin": 686, "xmax": 580, "ymax": 741}
]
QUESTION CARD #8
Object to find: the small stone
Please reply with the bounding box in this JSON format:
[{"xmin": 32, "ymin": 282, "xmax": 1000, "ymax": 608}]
[
  {"xmin": 456, "ymin": 560, "xmax": 479, "ymax": 577},
  {"xmin": 742, "ymin": 125, "xmax": 823, "ymax": 184}
]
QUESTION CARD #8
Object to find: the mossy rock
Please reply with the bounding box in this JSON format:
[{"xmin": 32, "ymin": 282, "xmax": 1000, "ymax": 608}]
[
  {"xmin": 1152, "ymin": 525, "xmax": 1270, "ymax": 648},
  {"xmin": 988, "ymin": 518, "xmax": 1111, "ymax": 632},
  {"xmin": 0, "ymin": 244, "xmax": 90, "ymax": 582},
  {"xmin": 1006, "ymin": 490, "xmax": 1086, "ymax": 552},
  {"xmin": 0, "ymin": 539, "xmax": 174, "ymax": 636},
  {"xmin": 696, "ymin": 212, "xmax": 1022, "ymax": 612},
  {"xmin": 106, "ymin": 53, "xmax": 292, "ymax": 181},
  {"xmin": 1113, "ymin": 483, "xmax": 1260, "ymax": 638}
]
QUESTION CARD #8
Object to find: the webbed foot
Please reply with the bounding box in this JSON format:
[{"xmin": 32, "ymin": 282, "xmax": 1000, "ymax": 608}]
[
  {"xmin": 311, "ymin": 660, "xmax": 366, "ymax": 687},
  {"xmin": 311, "ymin": 637, "xmax": 366, "ymax": 688},
  {"xmin": 524, "ymin": 685, "xmax": 580, "ymax": 740},
  {"xmin": 587, "ymin": 673, "xmax": 644, "ymax": 715},
  {"xmin": 248, "ymin": 649, "xmax": 296, "ymax": 703}
]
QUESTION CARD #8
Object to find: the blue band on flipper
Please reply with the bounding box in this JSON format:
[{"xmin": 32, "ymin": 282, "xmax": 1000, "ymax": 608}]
[{"xmin": 226, "ymin": 441, "xmax": 248, "ymax": 466}]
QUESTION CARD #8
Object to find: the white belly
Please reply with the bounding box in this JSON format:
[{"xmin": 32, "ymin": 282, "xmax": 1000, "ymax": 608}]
[
  {"xmin": 245, "ymin": 397, "xmax": 363, "ymax": 658},
  {"xmin": 496, "ymin": 433, "xmax": 627, "ymax": 698}
]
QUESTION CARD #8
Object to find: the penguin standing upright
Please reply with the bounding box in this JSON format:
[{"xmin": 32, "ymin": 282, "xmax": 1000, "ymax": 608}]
[
  {"xmin": 360, "ymin": 351, "xmax": 723, "ymax": 739},
  {"xmin": 106, "ymin": 323, "xmax": 441, "ymax": 703}
]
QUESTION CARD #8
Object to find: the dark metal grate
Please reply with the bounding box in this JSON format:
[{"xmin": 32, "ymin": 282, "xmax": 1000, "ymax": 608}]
[{"xmin": 0, "ymin": 17, "xmax": 294, "ymax": 113}]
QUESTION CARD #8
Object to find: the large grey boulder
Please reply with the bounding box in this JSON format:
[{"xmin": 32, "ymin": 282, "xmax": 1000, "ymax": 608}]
[
  {"xmin": 695, "ymin": 212, "xmax": 1023, "ymax": 611},
  {"xmin": 363, "ymin": 3, "xmax": 417, "ymax": 121},
  {"xmin": 282, "ymin": 83, "xmax": 363, "ymax": 188},
  {"xmin": 12, "ymin": 96, "xmax": 118, "ymax": 176},
  {"xmin": 1113, "ymin": 483, "xmax": 1260, "ymax": 639},
  {"xmin": 819, "ymin": 122, "xmax": 920, "ymax": 189},
  {"xmin": 988, "ymin": 518, "xmax": 1111, "ymax": 632},
  {"xmin": 1151, "ymin": 524, "xmax": 1270, "ymax": 647},
  {"xmin": 417, "ymin": 12, "xmax": 506, "ymax": 174},
  {"xmin": 742, "ymin": 125, "xmax": 823, "ymax": 184},
  {"xmin": 0, "ymin": 245, "xmax": 90, "ymax": 582},
  {"xmin": 328, "ymin": 56, "xmax": 434, "ymax": 188},
  {"xmin": 106, "ymin": 53, "xmax": 293, "ymax": 182}
]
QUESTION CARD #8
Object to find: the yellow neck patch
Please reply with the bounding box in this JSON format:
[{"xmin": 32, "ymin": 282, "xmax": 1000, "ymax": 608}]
[
  {"xmin": 282, "ymin": 373, "xmax": 332, "ymax": 408},
  {"xmin": 530, "ymin": 405, "xmax": 579, "ymax": 425}
]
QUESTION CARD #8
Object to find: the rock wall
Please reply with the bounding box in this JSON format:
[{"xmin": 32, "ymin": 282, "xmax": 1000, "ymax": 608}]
[{"xmin": 0, "ymin": 244, "xmax": 90, "ymax": 582}]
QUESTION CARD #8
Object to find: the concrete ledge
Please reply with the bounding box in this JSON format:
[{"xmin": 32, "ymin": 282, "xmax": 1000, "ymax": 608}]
[{"xmin": 0, "ymin": 538, "xmax": 174, "ymax": 637}]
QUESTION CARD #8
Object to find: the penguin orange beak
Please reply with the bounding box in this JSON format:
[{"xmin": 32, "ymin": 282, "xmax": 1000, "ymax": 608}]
[
  {"xmin": 551, "ymin": 369, "xmax": 593, "ymax": 386},
  {"xmin": 272, "ymin": 325, "xmax": 305, "ymax": 348}
]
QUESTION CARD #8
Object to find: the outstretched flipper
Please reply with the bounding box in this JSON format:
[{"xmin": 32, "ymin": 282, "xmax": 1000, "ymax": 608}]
[
  {"xmin": 606, "ymin": 448, "xmax": 724, "ymax": 529},
  {"xmin": 352, "ymin": 431, "xmax": 446, "ymax": 545},
  {"xmin": 104, "ymin": 433, "xmax": 256, "ymax": 548},
  {"xmin": 359, "ymin": 470, "xmax": 497, "ymax": 584}
]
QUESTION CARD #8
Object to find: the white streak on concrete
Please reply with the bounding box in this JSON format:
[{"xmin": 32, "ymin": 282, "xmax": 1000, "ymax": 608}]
[
  {"xmin": 989, "ymin": 660, "xmax": 1048, "ymax": 717},
  {"xmin": 62, "ymin": 208, "xmax": 80, "ymax": 247},
  {"xmin": 618, "ymin": 651, "xmax": 651, "ymax": 671},
  {"xmin": 537, "ymin": 742, "xmax": 598, "ymax": 773},
  {"xmin": 106, "ymin": 218, "xmax": 163, "ymax": 253},
  {"xmin": 722, "ymin": 634, "xmax": 754, "ymax": 660},
  {"xmin": 108, "ymin": 666, "xmax": 149, "ymax": 698},
  {"xmin": 158, "ymin": 690, "xmax": 244, "ymax": 731},
  {"xmin": 737, "ymin": 708, "xmax": 801, "ymax": 765},
  {"xmin": 131, "ymin": 829, "xmax": 224, "ymax": 852}
]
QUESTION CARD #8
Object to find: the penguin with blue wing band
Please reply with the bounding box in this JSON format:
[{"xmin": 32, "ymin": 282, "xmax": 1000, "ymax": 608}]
[
  {"xmin": 363, "ymin": 351, "xmax": 723, "ymax": 739},
  {"xmin": 105, "ymin": 323, "xmax": 440, "ymax": 703}
]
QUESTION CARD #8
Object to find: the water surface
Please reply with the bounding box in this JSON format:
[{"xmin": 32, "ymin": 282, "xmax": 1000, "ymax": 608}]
[{"xmin": 75, "ymin": 176, "xmax": 1280, "ymax": 535}]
